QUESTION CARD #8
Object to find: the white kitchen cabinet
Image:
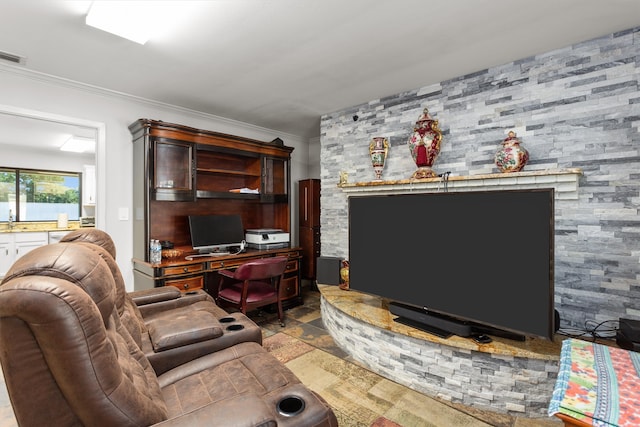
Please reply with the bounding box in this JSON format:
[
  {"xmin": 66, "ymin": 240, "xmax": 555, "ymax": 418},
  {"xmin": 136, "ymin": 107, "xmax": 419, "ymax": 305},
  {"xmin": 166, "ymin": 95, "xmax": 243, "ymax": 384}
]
[
  {"xmin": 15, "ymin": 232, "xmax": 48, "ymax": 258},
  {"xmin": 0, "ymin": 234, "xmax": 13, "ymax": 279},
  {"xmin": 0, "ymin": 232, "xmax": 49, "ymax": 278},
  {"xmin": 83, "ymin": 164, "xmax": 96, "ymax": 206}
]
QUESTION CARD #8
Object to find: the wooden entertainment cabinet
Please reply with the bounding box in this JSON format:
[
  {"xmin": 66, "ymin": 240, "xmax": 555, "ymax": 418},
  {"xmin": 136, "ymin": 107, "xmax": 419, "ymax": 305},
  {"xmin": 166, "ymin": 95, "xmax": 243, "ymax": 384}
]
[{"xmin": 130, "ymin": 119, "xmax": 302, "ymax": 307}]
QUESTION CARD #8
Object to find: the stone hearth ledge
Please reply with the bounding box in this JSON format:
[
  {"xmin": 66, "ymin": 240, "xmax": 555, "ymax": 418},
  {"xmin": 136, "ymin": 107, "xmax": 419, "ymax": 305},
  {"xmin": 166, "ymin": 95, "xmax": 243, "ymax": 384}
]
[
  {"xmin": 318, "ymin": 284, "xmax": 562, "ymax": 416},
  {"xmin": 338, "ymin": 168, "xmax": 582, "ymax": 200}
]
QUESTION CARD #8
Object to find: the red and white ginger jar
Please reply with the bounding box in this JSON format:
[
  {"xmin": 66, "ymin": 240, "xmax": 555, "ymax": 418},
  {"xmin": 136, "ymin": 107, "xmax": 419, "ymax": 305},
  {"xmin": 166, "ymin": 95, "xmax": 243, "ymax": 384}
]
[
  {"xmin": 495, "ymin": 131, "xmax": 529, "ymax": 173},
  {"xmin": 407, "ymin": 108, "xmax": 442, "ymax": 179}
]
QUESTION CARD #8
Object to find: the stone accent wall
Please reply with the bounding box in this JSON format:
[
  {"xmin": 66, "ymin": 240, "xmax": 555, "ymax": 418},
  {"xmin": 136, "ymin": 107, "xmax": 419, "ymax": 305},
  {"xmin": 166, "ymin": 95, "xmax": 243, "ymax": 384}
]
[
  {"xmin": 319, "ymin": 27, "xmax": 640, "ymax": 329},
  {"xmin": 321, "ymin": 296, "xmax": 558, "ymax": 417}
]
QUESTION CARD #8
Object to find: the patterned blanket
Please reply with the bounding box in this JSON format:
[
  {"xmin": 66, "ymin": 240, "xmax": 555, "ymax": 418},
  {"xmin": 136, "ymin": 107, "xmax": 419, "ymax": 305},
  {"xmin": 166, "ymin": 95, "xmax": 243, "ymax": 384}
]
[{"xmin": 548, "ymin": 338, "xmax": 640, "ymax": 426}]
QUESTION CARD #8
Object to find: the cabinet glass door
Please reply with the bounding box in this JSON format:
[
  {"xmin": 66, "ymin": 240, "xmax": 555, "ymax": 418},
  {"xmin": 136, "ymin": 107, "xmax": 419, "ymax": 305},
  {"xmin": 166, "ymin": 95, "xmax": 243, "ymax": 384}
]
[
  {"xmin": 262, "ymin": 156, "xmax": 288, "ymax": 196},
  {"xmin": 153, "ymin": 138, "xmax": 195, "ymax": 201}
]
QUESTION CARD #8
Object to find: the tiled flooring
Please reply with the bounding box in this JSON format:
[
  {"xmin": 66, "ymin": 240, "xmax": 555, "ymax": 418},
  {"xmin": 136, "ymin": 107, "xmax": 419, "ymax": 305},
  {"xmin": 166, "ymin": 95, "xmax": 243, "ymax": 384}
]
[
  {"xmin": 252, "ymin": 287, "xmax": 561, "ymax": 427},
  {"xmin": 0, "ymin": 287, "xmax": 561, "ymax": 427}
]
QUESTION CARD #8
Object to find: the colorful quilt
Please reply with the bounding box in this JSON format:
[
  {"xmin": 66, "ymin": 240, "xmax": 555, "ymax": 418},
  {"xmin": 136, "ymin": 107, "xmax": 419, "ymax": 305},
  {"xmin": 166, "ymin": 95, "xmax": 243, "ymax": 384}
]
[{"xmin": 548, "ymin": 338, "xmax": 640, "ymax": 426}]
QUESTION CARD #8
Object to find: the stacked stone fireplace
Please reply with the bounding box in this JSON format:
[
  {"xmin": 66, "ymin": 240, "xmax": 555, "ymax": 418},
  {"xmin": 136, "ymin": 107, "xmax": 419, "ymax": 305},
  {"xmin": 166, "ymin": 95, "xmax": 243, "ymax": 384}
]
[{"xmin": 318, "ymin": 26, "xmax": 640, "ymax": 331}]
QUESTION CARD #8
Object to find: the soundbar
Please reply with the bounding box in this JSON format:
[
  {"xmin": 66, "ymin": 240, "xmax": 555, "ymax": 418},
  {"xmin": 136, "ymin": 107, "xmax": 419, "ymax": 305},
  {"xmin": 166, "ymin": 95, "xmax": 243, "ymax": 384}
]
[{"xmin": 389, "ymin": 302, "xmax": 472, "ymax": 338}]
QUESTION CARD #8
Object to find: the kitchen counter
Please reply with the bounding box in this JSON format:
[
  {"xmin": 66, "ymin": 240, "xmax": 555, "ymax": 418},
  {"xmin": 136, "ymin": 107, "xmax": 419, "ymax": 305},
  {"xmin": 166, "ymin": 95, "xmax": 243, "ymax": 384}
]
[
  {"xmin": 0, "ymin": 221, "xmax": 85, "ymax": 234},
  {"xmin": 0, "ymin": 228, "xmax": 78, "ymax": 233}
]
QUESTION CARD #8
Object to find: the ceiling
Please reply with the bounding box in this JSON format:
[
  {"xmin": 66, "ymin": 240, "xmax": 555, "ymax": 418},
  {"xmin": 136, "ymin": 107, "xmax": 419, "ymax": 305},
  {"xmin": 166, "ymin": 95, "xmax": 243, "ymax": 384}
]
[
  {"xmin": 0, "ymin": 112, "xmax": 97, "ymax": 154},
  {"xmin": 1, "ymin": 0, "xmax": 639, "ymax": 146}
]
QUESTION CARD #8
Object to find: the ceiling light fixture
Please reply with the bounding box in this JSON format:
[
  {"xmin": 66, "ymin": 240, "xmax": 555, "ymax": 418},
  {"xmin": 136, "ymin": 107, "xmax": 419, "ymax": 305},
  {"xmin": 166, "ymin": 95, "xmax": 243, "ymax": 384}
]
[
  {"xmin": 86, "ymin": 1, "xmax": 156, "ymax": 44},
  {"xmin": 85, "ymin": 1, "xmax": 203, "ymax": 45},
  {"xmin": 60, "ymin": 136, "xmax": 95, "ymax": 153}
]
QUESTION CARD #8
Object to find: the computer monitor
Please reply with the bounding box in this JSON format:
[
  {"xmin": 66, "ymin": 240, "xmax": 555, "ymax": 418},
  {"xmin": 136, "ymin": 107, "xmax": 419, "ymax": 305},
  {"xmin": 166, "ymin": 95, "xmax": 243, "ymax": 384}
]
[{"xmin": 188, "ymin": 214, "xmax": 245, "ymax": 254}]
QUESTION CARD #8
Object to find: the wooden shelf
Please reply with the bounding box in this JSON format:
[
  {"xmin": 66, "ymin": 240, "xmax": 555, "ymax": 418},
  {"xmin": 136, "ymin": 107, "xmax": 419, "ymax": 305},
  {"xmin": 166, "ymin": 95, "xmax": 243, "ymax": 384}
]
[
  {"xmin": 196, "ymin": 168, "xmax": 261, "ymax": 177},
  {"xmin": 195, "ymin": 190, "xmax": 260, "ymax": 200},
  {"xmin": 338, "ymin": 168, "xmax": 583, "ymax": 200}
]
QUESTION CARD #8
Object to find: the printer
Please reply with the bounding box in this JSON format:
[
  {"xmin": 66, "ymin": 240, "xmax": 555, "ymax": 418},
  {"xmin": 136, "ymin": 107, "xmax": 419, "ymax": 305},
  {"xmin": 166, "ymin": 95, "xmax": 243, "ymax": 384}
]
[{"xmin": 245, "ymin": 229, "xmax": 290, "ymax": 249}]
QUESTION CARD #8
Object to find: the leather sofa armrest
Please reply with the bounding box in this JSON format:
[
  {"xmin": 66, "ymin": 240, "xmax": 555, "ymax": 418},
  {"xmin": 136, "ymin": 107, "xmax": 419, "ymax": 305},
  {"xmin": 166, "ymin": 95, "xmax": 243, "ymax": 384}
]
[
  {"xmin": 130, "ymin": 287, "xmax": 182, "ymax": 306},
  {"xmin": 134, "ymin": 289, "xmax": 215, "ymax": 318},
  {"xmin": 146, "ymin": 311, "xmax": 223, "ymax": 352},
  {"xmin": 152, "ymin": 394, "xmax": 275, "ymax": 427}
]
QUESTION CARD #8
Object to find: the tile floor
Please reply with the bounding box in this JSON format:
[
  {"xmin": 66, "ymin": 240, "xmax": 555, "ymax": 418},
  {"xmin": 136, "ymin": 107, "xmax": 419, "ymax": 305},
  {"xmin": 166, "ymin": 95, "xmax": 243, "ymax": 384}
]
[
  {"xmin": 253, "ymin": 287, "xmax": 562, "ymax": 427},
  {"xmin": 0, "ymin": 287, "xmax": 562, "ymax": 427}
]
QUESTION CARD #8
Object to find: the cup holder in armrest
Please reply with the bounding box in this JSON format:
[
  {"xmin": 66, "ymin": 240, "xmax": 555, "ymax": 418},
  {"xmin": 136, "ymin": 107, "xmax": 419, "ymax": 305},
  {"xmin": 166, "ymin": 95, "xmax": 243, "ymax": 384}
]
[
  {"xmin": 219, "ymin": 316, "xmax": 236, "ymax": 323},
  {"xmin": 277, "ymin": 396, "xmax": 305, "ymax": 417},
  {"xmin": 226, "ymin": 324, "xmax": 245, "ymax": 331}
]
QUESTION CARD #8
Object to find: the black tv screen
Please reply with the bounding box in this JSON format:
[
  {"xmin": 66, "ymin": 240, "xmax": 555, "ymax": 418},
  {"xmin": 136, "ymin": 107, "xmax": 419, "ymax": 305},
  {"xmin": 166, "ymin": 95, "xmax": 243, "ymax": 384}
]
[
  {"xmin": 348, "ymin": 188, "xmax": 555, "ymax": 341},
  {"xmin": 188, "ymin": 214, "xmax": 245, "ymax": 253}
]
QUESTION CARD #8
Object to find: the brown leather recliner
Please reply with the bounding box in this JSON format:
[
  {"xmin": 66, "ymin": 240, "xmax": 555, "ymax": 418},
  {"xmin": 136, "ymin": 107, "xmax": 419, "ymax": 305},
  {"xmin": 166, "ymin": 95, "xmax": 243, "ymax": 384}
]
[
  {"xmin": 57, "ymin": 228, "xmax": 262, "ymax": 374},
  {"xmin": 60, "ymin": 228, "xmax": 227, "ymax": 316},
  {"xmin": 0, "ymin": 243, "xmax": 338, "ymax": 427}
]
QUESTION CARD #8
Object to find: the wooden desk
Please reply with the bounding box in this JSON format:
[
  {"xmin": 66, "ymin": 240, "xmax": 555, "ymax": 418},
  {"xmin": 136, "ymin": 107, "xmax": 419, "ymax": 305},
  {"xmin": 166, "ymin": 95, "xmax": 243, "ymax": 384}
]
[
  {"xmin": 549, "ymin": 338, "xmax": 640, "ymax": 427},
  {"xmin": 133, "ymin": 246, "xmax": 302, "ymax": 308}
]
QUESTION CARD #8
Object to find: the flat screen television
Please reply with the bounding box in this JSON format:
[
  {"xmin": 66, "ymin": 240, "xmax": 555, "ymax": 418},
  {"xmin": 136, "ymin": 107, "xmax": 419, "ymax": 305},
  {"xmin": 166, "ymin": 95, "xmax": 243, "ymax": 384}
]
[
  {"xmin": 188, "ymin": 214, "xmax": 245, "ymax": 254},
  {"xmin": 348, "ymin": 188, "xmax": 555, "ymax": 341}
]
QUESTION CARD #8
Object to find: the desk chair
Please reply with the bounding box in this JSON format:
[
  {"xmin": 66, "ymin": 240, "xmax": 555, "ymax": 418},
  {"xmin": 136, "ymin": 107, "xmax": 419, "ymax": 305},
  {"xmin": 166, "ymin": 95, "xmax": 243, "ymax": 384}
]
[{"xmin": 217, "ymin": 256, "xmax": 289, "ymax": 326}]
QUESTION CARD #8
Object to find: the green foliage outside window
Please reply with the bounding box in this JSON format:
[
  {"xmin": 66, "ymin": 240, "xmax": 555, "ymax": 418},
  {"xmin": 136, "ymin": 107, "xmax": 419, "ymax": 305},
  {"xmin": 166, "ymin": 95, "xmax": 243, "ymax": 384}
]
[{"xmin": 0, "ymin": 168, "xmax": 80, "ymax": 222}]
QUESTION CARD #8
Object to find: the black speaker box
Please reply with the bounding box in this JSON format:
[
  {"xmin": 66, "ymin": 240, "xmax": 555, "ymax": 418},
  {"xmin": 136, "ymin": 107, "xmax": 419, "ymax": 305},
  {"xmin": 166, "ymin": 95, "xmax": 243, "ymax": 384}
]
[
  {"xmin": 616, "ymin": 330, "xmax": 640, "ymax": 351},
  {"xmin": 316, "ymin": 256, "xmax": 342, "ymax": 285},
  {"xmin": 619, "ymin": 318, "xmax": 640, "ymax": 342},
  {"xmin": 616, "ymin": 318, "xmax": 640, "ymax": 350}
]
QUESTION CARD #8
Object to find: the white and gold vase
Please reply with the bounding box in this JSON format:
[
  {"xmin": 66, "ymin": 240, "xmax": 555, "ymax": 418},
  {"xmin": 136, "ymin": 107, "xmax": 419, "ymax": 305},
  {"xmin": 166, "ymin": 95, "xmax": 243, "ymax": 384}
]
[{"xmin": 369, "ymin": 137, "xmax": 389, "ymax": 181}]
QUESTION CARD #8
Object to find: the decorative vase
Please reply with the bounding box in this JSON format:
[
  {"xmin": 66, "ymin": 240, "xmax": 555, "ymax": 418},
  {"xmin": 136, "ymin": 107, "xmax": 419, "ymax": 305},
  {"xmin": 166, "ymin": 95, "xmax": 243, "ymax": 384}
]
[
  {"xmin": 339, "ymin": 260, "xmax": 349, "ymax": 291},
  {"xmin": 495, "ymin": 131, "xmax": 529, "ymax": 173},
  {"xmin": 407, "ymin": 107, "xmax": 442, "ymax": 179},
  {"xmin": 369, "ymin": 137, "xmax": 389, "ymax": 181}
]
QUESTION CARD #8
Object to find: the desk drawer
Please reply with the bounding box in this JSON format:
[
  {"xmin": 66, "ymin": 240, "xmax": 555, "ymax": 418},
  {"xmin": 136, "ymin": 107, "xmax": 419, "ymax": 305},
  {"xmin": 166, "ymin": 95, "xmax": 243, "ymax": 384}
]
[
  {"xmin": 163, "ymin": 264, "xmax": 204, "ymax": 276},
  {"xmin": 165, "ymin": 275, "xmax": 204, "ymax": 292},
  {"xmin": 280, "ymin": 250, "xmax": 300, "ymax": 259},
  {"xmin": 208, "ymin": 258, "xmax": 256, "ymax": 270},
  {"xmin": 281, "ymin": 275, "xmax": 298, "ymax": 299},
  {"xmin": 285, "ymin": 259, "xmax": 298, "ymax": 274}
]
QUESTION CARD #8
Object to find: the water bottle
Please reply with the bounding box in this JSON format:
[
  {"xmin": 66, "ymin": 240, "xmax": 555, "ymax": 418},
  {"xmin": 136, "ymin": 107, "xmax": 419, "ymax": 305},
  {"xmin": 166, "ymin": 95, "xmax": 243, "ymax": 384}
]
[
  {"xmin": 154, "ymin": 239, "xmax": 162, "ymax": 264},
  {"xmin": 149, "ymin": 239, "xmax": 155, "ymax": 263},
  {"xmin": 150, "ymin": 239, "xmax": 162, "ymax": 264},
  {"xmin": 155, "ymin": 240, "xmax": 162, "ymax": 264}
]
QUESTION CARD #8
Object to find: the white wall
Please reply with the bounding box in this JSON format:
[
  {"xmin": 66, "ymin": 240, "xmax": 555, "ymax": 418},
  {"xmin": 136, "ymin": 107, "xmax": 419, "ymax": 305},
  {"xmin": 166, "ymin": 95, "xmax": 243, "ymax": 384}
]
[
  {"xmin": 307, "ymin": 136, "xmax": 321, "ymax": 179},
  {"xmin": 0, "ymin": 65, "xmax": 310, "ymax": 290}
]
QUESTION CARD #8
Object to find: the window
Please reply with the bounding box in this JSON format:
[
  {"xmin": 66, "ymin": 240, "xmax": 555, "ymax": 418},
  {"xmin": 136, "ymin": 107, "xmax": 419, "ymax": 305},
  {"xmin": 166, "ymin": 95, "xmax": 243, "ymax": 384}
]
[{"xmin": 0, "ymin": 168, "xmax": 81, "ymax": 222}]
